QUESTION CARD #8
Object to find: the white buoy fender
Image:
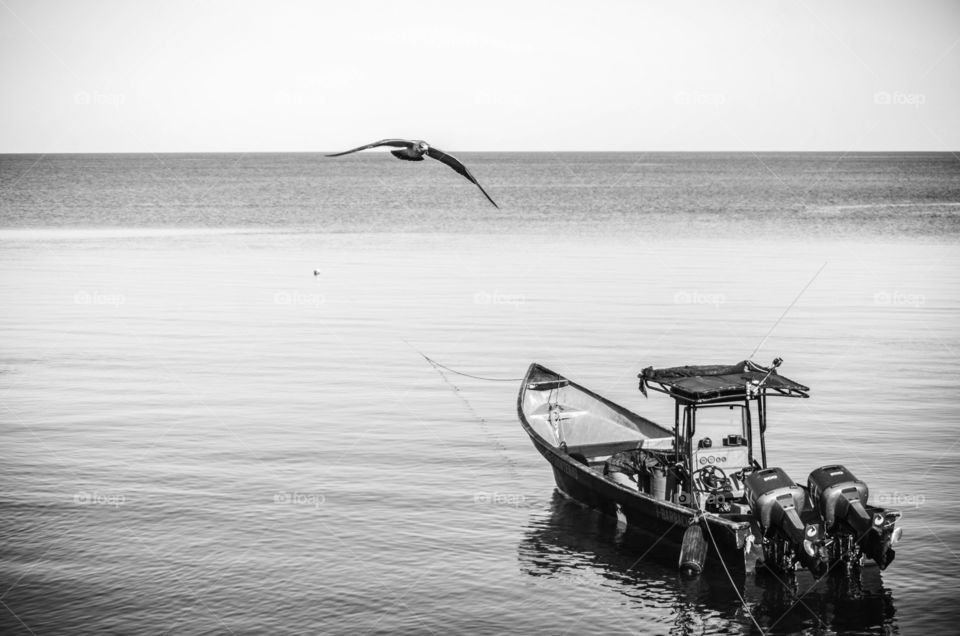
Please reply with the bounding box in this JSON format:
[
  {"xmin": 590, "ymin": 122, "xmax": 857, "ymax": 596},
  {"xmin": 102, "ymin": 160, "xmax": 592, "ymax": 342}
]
[{"xmin": 680, "ymin": 524, "xmax": 708, "ymax": 574}]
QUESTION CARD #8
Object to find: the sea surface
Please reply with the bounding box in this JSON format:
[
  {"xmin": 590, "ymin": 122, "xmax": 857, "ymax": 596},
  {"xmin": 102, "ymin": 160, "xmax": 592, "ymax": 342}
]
[{"xmin": 1, "ymin": 152, "xmax": 959, "ymax": 635}]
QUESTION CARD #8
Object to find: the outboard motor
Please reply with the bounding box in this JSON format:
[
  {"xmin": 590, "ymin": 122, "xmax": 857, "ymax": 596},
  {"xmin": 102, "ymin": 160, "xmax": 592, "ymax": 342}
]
[
  {"xmin": 745, "ymin": 467, "xmax": 826, "ymax": 574},
  {"xmin": 808, "ymin": 464, "xmax": 899, "ymax": 569},
  {"xmin": 808, "ymin": 465, "xmax": 872, "ymax": 535}
]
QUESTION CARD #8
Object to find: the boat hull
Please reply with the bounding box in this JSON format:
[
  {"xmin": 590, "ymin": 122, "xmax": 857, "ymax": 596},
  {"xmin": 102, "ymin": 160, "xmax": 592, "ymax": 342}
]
[{"xmin": 518, "ymin": 363, "xmax": 755, "ymax": 570}]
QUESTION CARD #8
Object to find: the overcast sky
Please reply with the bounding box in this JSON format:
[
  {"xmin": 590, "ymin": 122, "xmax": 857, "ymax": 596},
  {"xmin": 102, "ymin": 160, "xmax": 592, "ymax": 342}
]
[{"xmin": 1, "ymin": 0, "xmax": 958, "ymax": 152}]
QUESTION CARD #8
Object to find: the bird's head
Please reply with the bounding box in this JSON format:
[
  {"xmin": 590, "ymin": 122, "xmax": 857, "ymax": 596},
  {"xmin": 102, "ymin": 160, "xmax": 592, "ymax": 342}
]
[{"xmin": 416, "ymin": 141, "xmax": 429, "ymax": 153}]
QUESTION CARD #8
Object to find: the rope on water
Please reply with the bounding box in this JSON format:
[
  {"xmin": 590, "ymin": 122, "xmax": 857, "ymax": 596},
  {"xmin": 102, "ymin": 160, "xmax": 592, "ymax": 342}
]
[
  {"xmin": 404, "ymin": 342, "xmax": 524, "ymax": 383},
  {"xmin": 405, "ymin": 340, "xmax": 521, "ymax": 479}
]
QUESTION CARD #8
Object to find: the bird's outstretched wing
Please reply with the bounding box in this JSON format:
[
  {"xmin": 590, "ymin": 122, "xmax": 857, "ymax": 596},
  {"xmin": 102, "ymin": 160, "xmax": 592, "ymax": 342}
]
[
  {"xmin": 326, "ymin": 139, "xmax": 414, "ymax": 157},
  {"xmin": 425, "ymin": 147, "xmax": 499, "ymax": 208}
]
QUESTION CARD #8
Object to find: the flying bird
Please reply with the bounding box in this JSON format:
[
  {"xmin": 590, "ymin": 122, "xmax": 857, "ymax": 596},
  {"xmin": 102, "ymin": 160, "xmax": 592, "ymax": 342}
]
[{"xmin": 326, "ymin": 139, "xmax": 498, "ymax": 208}]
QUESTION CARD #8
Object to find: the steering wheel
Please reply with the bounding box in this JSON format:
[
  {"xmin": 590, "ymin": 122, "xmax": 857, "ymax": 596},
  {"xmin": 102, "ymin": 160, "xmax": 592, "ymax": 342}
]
[{"xmin": 694, "ymin": 464, "xmax": 730, "ymax": 495}]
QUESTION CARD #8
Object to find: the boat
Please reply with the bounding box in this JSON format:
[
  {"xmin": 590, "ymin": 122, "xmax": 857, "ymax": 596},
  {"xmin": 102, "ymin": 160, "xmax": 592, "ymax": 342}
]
[{"xmin": 516, "ymin": 359, "xmax": 903, "ymax": 576}]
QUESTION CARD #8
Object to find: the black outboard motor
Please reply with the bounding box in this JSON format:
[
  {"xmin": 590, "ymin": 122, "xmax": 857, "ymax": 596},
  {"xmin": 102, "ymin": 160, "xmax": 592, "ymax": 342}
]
[
  {"xmin": 745, "ymin": 467, "xmax": 826, "ymax": 574},
  {"xmin": 745, "ymin": 468, "xmax": 807, "ymax": 545},
  {"xmin": 808, "ymin": 464, "xmax": 898, "ymax": 569},
  {"xmin": 808, "ymin": 465, "xmax": 872, "ymax": 534}
]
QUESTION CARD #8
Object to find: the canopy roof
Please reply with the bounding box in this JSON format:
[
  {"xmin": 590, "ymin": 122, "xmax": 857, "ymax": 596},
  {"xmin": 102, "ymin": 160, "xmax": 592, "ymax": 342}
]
[{"xmin": 639, "ymin": 360, "xmax": 809, "ymax": 404}]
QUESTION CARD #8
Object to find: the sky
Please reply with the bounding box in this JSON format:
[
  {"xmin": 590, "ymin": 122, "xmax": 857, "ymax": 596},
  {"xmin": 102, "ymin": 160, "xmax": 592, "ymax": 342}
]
[{"xmin": 1, "ymin": 0, "xmax": 958, "ymax": 152}]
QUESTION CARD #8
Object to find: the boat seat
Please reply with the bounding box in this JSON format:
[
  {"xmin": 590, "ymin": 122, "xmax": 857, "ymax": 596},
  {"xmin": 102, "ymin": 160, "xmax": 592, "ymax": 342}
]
[{"xmin": 564, "ymin": 440, "xmax": 643, "ymax": 462}]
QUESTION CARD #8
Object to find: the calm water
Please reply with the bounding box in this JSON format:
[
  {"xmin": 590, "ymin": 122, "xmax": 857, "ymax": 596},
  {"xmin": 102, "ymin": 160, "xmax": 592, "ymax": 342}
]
[{"xmin": 1, "ymin": 153, "xmax": 959, "ymax": 635}]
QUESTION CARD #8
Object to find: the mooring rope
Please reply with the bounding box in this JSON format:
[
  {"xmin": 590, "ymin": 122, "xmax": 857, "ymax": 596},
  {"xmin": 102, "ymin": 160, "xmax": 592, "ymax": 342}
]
[{"xmin": 695, "ymin": 505, "xmax": 766, "ymax": 634}]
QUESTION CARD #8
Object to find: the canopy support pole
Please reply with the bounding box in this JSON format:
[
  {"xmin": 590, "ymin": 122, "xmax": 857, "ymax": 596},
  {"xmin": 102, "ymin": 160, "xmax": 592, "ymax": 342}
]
[{"xmin": 758, "ymin": 392, "xmax": 768, "ymax": 468}]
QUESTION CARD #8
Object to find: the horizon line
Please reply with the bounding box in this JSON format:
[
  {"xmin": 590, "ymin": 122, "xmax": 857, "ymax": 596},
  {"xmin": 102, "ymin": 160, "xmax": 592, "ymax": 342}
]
[{"xmin": 1, "ymin": 149, "xmax": 958, "ymax": 155}]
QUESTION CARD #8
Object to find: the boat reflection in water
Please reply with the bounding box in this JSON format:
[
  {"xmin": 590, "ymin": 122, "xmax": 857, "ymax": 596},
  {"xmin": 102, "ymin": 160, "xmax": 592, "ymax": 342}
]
[{"xmin": 518, "ymin": 492, "xmax": 898, "ymax": 635}]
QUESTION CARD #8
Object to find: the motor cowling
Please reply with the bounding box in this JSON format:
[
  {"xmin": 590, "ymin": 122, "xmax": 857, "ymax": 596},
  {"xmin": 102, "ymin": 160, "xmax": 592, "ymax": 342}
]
[
  {"xmin": 807, "ymin": 464, "xmax": 873, "ymax": 536},
  {"xmin": 808, "ymin": 464, "xmax": 897, "ymax": 569},
  {"xmin": 744, "ymin": 467, "xmax": 808, "ymax": 546}
]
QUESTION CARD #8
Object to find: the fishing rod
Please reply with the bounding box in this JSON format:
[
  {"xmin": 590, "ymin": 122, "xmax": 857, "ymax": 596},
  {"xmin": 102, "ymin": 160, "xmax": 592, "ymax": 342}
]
[
  {"xmin": 409, "ymin": 260, "xmax": 827, "ymax": 384},
  {"xmin": 748, "ymin": 261, "xmax": 827, "ymax": 360}
]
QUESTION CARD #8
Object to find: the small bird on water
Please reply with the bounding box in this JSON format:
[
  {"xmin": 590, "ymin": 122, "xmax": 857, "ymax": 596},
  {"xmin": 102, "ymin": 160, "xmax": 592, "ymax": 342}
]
[{"xmin": 326, "ymin": 139, "xmax": 498, "ymax": 208}]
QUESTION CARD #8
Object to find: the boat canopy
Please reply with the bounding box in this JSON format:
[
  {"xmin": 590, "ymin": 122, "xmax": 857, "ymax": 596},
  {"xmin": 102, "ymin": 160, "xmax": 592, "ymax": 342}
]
[{"xmin": 639, "ymin": 359, "xmax": 809, "ymax": 404}]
